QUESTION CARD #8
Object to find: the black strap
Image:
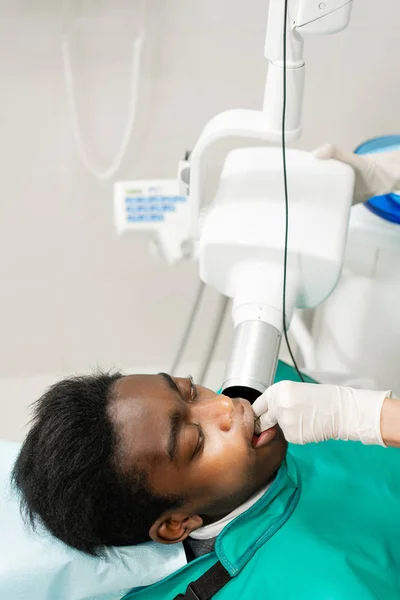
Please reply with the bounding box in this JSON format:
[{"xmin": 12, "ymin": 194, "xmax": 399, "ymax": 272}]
[
  {"xmin": 183, "ymin": 539, "xmax": 196, "ymax": 564},
  {"xmin": 174, "ymin": 561, "xmax": 232, "ymax": 600}
]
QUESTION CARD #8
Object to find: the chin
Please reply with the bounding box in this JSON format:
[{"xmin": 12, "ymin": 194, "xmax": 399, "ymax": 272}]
[
  {"xmin": 261, "ymin": 431, "xmax": 287, "ymax": 478},
  {"xmin": 273, "ymin": 427, "xmax": 288, "ymax": 457},
  {"xmin": 276, "ymin": 426, "xmax": 288, "ymax": 448}
]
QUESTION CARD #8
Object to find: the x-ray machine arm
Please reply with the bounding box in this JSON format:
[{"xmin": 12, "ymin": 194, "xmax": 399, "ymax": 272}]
[{"xmin": 184, "ymin": 1, "xmax": 356, "ymax": 401}]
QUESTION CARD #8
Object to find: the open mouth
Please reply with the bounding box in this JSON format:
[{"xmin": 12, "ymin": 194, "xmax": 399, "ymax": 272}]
[
  {"xmin": 237, "ymin": 398, "xmax": 278, "ymax": 450},
  {"xmin": 251, "ymin": 425, "xmax": 278, "ymax": 449}
]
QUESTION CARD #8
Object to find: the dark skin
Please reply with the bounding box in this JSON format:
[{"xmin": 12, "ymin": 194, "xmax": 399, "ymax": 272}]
[{"xmin": 110, "ymin": 374, "xmax": 287, "ymax": 544}]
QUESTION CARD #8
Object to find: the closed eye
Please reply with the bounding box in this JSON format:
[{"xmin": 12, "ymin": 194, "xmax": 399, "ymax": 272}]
[
  {"xmin": 192, "ymin": 424, "xmax": 205, "ymax": 459},
  {"xmin": 187, "ymin": 376, "xmax": 204, "ymax": 460},
  {"xmin": 188, "ymin": 375, "xmax": 199, "ymax": 402}
]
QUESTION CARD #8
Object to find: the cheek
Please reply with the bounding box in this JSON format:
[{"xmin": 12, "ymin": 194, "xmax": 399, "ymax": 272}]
[{"xmin": 197, "ymin": 437, "xmax": 254, "ymax": 490}]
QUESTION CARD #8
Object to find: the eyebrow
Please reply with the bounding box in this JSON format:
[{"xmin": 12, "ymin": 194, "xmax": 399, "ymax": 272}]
[
  {"xmin": 159, "ymin": 373, "xmax": 184, "ymax": 462},
  {"xmin": 167, "ymin": 411, "xmax": 183, "ymax": 462},
  {"xmin": 159, "ymin": 372, "xmax": 181, "ymax": 395}
]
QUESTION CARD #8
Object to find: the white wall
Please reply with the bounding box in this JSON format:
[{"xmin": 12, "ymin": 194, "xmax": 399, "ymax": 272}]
[{"xmin": 0, "ymin": 0, "xmax": 399, "ymax": 440}]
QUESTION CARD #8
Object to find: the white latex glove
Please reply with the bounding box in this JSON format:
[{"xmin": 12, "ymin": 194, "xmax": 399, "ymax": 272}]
[
  {"xmin": 313, "ymin": 144, "xmax": 400, "ymax": 205},
  {"xmin": 252, "ymin": 381, "xmax": 391, "ymax": 446}
]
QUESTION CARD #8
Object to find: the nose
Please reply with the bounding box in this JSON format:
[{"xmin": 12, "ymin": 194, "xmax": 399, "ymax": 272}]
[{"xmin": 192, "ymin": 394, "xmax": 234, "ymax": 432}]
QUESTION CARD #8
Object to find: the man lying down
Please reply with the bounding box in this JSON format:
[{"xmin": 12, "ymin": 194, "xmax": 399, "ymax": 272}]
[{"xmin": 12, "ymin": 372, "xmax": 400, "ymax": 599}]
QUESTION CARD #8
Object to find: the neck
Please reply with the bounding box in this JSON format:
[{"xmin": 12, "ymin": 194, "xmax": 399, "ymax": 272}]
[
  {"xmin": 198, "ymin": 474, "xmax": 279, "ymax": 532},
  {"xmin": 202, "ymin": 472, "xmax": 279, "ymax": 525}
]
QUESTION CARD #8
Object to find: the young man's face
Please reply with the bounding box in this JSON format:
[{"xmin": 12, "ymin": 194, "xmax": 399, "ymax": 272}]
[{"xmin": 111, "ymin": 374, "xmax": 287, "ymax": 543}]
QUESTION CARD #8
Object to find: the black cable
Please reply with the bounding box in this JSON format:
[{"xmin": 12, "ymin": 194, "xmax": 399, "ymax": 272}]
[{"xmin": 282, "ymin": 0, "xmax": 305, "ymax": 383}]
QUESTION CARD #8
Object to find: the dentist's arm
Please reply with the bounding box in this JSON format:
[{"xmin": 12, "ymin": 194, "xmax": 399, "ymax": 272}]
[
  {"xmin": 252, "ymin": 382, "xmax": 400, "ymax": 447},
  {"xmin": 381, "ymin": 397, "xmax": 400, "ymax": 448},
  {"xmin": 314, "ymin": 144, "xmax": 400, "ymax": 205}
]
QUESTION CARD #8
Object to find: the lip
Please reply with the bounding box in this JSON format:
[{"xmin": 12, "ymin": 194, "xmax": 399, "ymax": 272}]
[
  {"xmin": 235, "ymin": 398, "xmax": 257, "ymax": 445},
  {"xmin": 252, "ymin": 425, "xmax": 278, "ymax": 448},
  {"xmin": 234, "ymin": 398, "xmax": 278, "ymax": 450}
]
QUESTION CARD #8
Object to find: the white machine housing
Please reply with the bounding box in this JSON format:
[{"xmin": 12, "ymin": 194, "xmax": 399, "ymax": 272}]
[
  {"xmin": 184, "ymin": 0, "xmax": 355, "ymax": 398},
  {"xmin": 200, "ymin": 147, "xmax": 354, "ymax": 395},
  {"xmin": 200, "ymin": 148, "xmax": 355, "ymax": 325}
]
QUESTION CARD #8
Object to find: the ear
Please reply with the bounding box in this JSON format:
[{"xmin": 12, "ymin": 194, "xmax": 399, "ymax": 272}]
[{"xmin": 149, "ymin": 512, "xmax": 203, "ymax": 544}]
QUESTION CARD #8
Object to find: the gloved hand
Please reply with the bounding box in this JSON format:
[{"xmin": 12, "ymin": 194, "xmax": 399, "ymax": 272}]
[
  {"xmin": 313, "ymin": 144, "xmax": 400, "ymax": 205},
  {"xmin": 252, "ymin": 381, "xmax": 391, "ymax": 446}
]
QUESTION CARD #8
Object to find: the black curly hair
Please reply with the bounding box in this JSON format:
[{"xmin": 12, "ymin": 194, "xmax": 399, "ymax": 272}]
[{"xmin": 12, "ymin": 372, "xmax": 183, "ymax": 555}]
